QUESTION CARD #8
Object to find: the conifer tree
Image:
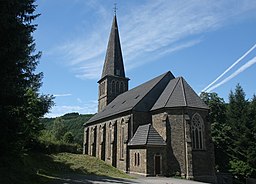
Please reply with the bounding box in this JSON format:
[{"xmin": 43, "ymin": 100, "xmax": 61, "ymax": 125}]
[
  {"xmin": 226, "ymin": 84, "xmax": 254, "ymax": 179},
  {"xmin": 0, "ymin": 0, "xmax": 53, "ymax": 156}
]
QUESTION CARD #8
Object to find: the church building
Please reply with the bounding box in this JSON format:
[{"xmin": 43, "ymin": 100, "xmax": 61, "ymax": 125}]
[{"xmin": 83, "ymin": 15, "xmax": 216, "ymax": 183}]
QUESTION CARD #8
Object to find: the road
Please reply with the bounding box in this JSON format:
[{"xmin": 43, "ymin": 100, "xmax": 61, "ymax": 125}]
[{"xmin": 46, "ymin": 173, "xmax": 209, "ymax": 184}]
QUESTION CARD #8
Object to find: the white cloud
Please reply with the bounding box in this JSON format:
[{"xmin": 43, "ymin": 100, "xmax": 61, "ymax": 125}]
[
  {"xmin": 77, "ymin": 98, "xmax": 82, "ymax": 103},
  {"xmin": 52, "ymin": 0, "xmax": 256, "ymax": 80},
  {"xmin": 46, "ymin": 100, "xmax": 98, "ymax": 118}
]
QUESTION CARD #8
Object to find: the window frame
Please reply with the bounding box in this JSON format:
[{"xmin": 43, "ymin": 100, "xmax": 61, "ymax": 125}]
[{"xmin": 191, "ymin": 113, "xmax": 205, "ymax": 150}]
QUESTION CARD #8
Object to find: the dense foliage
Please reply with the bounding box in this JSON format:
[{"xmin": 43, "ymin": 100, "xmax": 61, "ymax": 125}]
[
  {"xmin": 40, "ymin": 113, "xmax": 93, "ymax": 146},
  {"xmin": 201, "ymin": 84, "xmax": 256, "ymax": 182},
  {"xmin": 0, "ymin": 0, "xmax": 53, "ymax": 156}
]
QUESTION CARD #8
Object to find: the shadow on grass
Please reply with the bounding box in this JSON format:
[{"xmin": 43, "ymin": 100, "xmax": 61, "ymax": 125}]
[
  {"xmin": 33, "ymin": 153, "xmax": 137, "ymax": 184},
  {"xmin": 43, "ymin": 173, "xmax": 139, "ymax": 184},
  {"xmin": 0, "ymin": 152, "xmax": 135, "ymax": 184}
]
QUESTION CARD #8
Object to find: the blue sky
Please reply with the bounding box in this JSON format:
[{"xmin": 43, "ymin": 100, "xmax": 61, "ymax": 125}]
[{"xmin": 34, "ymin": 0, "xmax": 256, "ymax": 117}]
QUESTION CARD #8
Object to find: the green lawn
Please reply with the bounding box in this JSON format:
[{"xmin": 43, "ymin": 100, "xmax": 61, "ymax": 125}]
[{"xmin": 0, "ymin": 152, "xmax": 131, "ymax": 184}]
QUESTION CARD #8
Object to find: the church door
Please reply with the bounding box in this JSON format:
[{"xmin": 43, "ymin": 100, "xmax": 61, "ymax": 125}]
[{"xmin": 154, "ymin": 155, "xmax": 161, "ymax": 175}]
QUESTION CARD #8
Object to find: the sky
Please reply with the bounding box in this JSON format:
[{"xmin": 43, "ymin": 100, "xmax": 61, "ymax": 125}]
[{"xmin": 34, "ymin": 0, "xmax": 256, "ymax": 117}]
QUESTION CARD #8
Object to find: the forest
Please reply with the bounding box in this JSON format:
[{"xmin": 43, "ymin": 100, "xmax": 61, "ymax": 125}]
[{"xmin": 200, "ymin": 85, "xmax": 256, "ymax": 182}]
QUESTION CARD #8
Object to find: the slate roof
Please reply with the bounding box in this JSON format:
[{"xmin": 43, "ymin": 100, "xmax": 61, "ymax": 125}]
[
  {"xmin": 128, "ymin": 124, "xmax": 166, "ymax": 146},
  {"xmin": 101, "ymin": 15, "xmax": 126, "ymax": 79},
  {"xmin": 87, "ymin": 72, "xmax": 174, "ymax": 124},
  {"xmin": 151, "ymin": 77, "xmax": 209, "ymax": 111}
]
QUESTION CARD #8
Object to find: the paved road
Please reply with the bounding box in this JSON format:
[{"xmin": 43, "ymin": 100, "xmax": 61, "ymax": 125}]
[{"xmin": 47, "ymin": 174, "xmax": 209, "ymax": 184}]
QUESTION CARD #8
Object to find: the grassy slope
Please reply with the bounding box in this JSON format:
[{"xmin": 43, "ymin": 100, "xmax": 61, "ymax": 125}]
[{"xmin": 0, "ymin": 152, "xmax": 131, "ymax": 184}]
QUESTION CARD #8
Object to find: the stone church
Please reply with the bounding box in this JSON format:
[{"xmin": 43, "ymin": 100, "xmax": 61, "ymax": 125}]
[{"xmin": 83, "ymin": 15, "xmax": 216, "ymax": 183}]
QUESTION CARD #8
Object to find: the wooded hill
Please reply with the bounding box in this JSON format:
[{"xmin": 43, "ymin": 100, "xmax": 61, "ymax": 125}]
[{"xmin": 40, "ymin": 113, "xmax": 93, "ymax": 146}]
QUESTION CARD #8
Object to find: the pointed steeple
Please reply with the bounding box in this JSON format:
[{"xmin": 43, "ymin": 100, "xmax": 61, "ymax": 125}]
[
  {"xmin": 97, "ymin": 15, "xmax": 129, "ymax": 112},
  {"xmin": 101, "ymin": 15, "xmax": 126, "ymax": 79}
]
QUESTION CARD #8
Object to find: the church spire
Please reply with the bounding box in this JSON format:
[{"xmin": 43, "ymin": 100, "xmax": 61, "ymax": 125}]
[
  {"xmin": 98, "ymin": 14, "xmax": 129, "ymax": 112},
  {"xmin": 101, "ymin": 15, "xmax": 126, "ymax": 79}
]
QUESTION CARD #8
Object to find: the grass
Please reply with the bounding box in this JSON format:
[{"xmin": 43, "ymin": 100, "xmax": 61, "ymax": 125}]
[
  {"xmin": 51, "ymin": 153, "xmax": 131, "ymax": 178},
  {"xmin": 0, "ymin": 152, "xmax": 131, "ymax": 184}
]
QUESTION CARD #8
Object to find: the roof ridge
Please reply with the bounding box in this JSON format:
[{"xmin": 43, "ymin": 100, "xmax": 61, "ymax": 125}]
[
  {"xmin": 180, "ymin": 77, "xmax": 187, "ymax": 106},
  {"xmin": 163, "ymin": 77, "xmax": 180, "ymax": 107},
  {"xmin": 132, "ymin": 72, "xmax": 170, "ymax": 110}
]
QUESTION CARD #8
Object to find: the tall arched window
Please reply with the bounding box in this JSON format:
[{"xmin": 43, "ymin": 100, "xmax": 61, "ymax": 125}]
[
  {"xmin": 112, "ymin": 81, "xmax": 115, "ymax": 94},
  {"xmin": 120, "ymin": 82, "xmax": 124, "ymax": 93},
  {"xmin": 120, "ymin": 119, "xmax": 125, "ymax": 159},
  {"xmin": 191, "ymin": 113, "xmax": 204, "ymax": 150},
  {"xmin": 137, "ymin": 153, "xmax": 140, "ymax": 166},
  {"xmin": 134, "ymin": 153, "xmax": 137, "ymax": 166},
  {"xmin": 116, "ymin": 81, "xmax": 119, "ymax": 94},
  {"xmin": 100, "ymin": 82, "xmax": 105, "ymax": 96},
  {"xmin": 108, "ymin": 123, "xmax": 112, "ymax": 158}
]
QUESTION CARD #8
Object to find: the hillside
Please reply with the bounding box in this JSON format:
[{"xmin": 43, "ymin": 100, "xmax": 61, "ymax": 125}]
[
  {"xmin": 40, "ymin": 113, "xmax": 94, "ymax": 145},
  {"xmin": 0, "ymin": 152, "xmax": 131, "ymax": 184}
]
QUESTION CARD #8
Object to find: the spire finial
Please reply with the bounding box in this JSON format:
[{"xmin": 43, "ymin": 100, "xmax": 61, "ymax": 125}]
[{"xmin": 113, "ymin": 3, "xmax": 117, "ymax": 15}]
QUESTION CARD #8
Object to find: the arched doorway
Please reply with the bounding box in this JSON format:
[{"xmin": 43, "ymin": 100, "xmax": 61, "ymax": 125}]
[{"xmin": 154, "ymin": 154, "xmax": 162, "ymax": 175}]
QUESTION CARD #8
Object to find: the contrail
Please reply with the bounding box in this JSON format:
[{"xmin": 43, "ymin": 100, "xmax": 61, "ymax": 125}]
[
  {"xmin": 53, "ymin": 94, "xmax": 72, "ymax": 97},
  {"xmin": 201, "ymin": 43, "xmax": 256, "ymax": 92},
  {"xmin": 206, "ymin": 56, "xmax": 256, "ymax": 92}
]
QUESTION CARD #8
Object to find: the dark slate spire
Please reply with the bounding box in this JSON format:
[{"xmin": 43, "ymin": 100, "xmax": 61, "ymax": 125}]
[{"xmin": 101, "ymin": 15, "xmax": 125, "ymax": 79}]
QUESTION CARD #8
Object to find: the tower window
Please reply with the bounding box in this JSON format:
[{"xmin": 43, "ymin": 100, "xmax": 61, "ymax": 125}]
[
  {"xmin": 112, "ymin": 81, "xmax": 115, "ymax": 94},
  {"xmin": 116, "ymin": 69, "xmax": 120, "ymax": 76},
  {"xmin": 120, "ymin": 82, "xmax": 124, "ymax": 93},
  {"xmin": 116, "ymin": 81, "xmax": 119, "ymax": 93},
  {"xmin": 191, "ymin": 113, "xmax": 204, "ymax": 150}
]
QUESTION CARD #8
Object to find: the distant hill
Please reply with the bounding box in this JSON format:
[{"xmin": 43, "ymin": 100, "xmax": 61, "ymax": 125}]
[{"xmin": 40, "ymin": 113, "xmax": 94, "ymax": 145}]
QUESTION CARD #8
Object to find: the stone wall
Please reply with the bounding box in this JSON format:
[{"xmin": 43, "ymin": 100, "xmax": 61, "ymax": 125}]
[
  {"xmin": 129, "ymin": 148, "xmax": 147, "ymax": 175},
  {"xmin": 83, "ymin": 114, "xmax": 131, "ymax": 172},
  {"xmin": 147, "ymin": 146, "xmax": 166, "ymax": 176},
  {"xmin": 152, "ymin": 107, "xmax": 216, "ymax": 183}
]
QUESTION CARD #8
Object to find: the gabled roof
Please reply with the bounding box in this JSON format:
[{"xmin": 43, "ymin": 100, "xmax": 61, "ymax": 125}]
[
  {"xmin": 101, "ymin": 15, "xmax": 126, "ymax": 79},
  {"xmin": 87, "ymin": 72, "xmax": 174, "ymax": 124},
  {"xmin": 128, "ymin": 124, "xmax": 166, "ymax": 146},
  {"xmin": 151, "ymin": 77, "xmax": 209, "ymax": 111}
]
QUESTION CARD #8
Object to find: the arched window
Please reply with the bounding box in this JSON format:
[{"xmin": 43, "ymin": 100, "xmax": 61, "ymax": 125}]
[
  {"xmin": 120, "ymin": 82, "xmax": 124, "ymax": 93},
  {"xmin": 102, "ymin": 82, "xmax": 105, "ymax": 95},
  {"xmin": 134, "ymin": 153, "xmax": 137, "ymax": 166},
  {"xmin": 112, "ymin": 81, "xmax": 115, "ymax": 94},
  {"xmin": 116, "ymin": 81, "xmax": 119, "ymax": 94},
  {"xmin": 108, "ymin": 123, "xmax": 112, "ymax": 158},
  {"xmin": 191, "ymin": 113, "xmax": 204, "ymax": 150},
  {"xmin": 120, "ymin": 119, "xmax": 125, "ymax": 159},
  {"xmin": 137, "ymin": 153, "xmax": 140, "ymax": 166}
]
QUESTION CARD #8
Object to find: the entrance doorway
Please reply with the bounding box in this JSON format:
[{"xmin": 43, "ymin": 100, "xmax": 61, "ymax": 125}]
[{"xmin": 154, "ymin": 155, "xmax": 161, "ymax": 175}]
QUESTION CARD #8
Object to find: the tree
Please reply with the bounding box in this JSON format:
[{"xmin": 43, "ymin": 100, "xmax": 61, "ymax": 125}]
[
  {"xmin": 226, "ymin": 84, "xmax": 255, "ymax": 180},
  {"xmin": 200, "ymin": 92, "xmax": 229, "ymax": 171},
  {"xmin": 51, "ymin": 118, "xmax": 66, "ymax": 141},
  {"xmin": 63, "ymin": 132, "xmax": 74, "ymax": 144},
  {"xmin": 0, "ymin": 0, "xmax": 53, "ymax": 156}
]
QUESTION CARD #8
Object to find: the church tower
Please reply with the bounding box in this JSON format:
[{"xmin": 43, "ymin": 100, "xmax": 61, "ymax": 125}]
[{"xmin": 98, "ymin": 15, "xmax": 129, "ymax": 112}]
